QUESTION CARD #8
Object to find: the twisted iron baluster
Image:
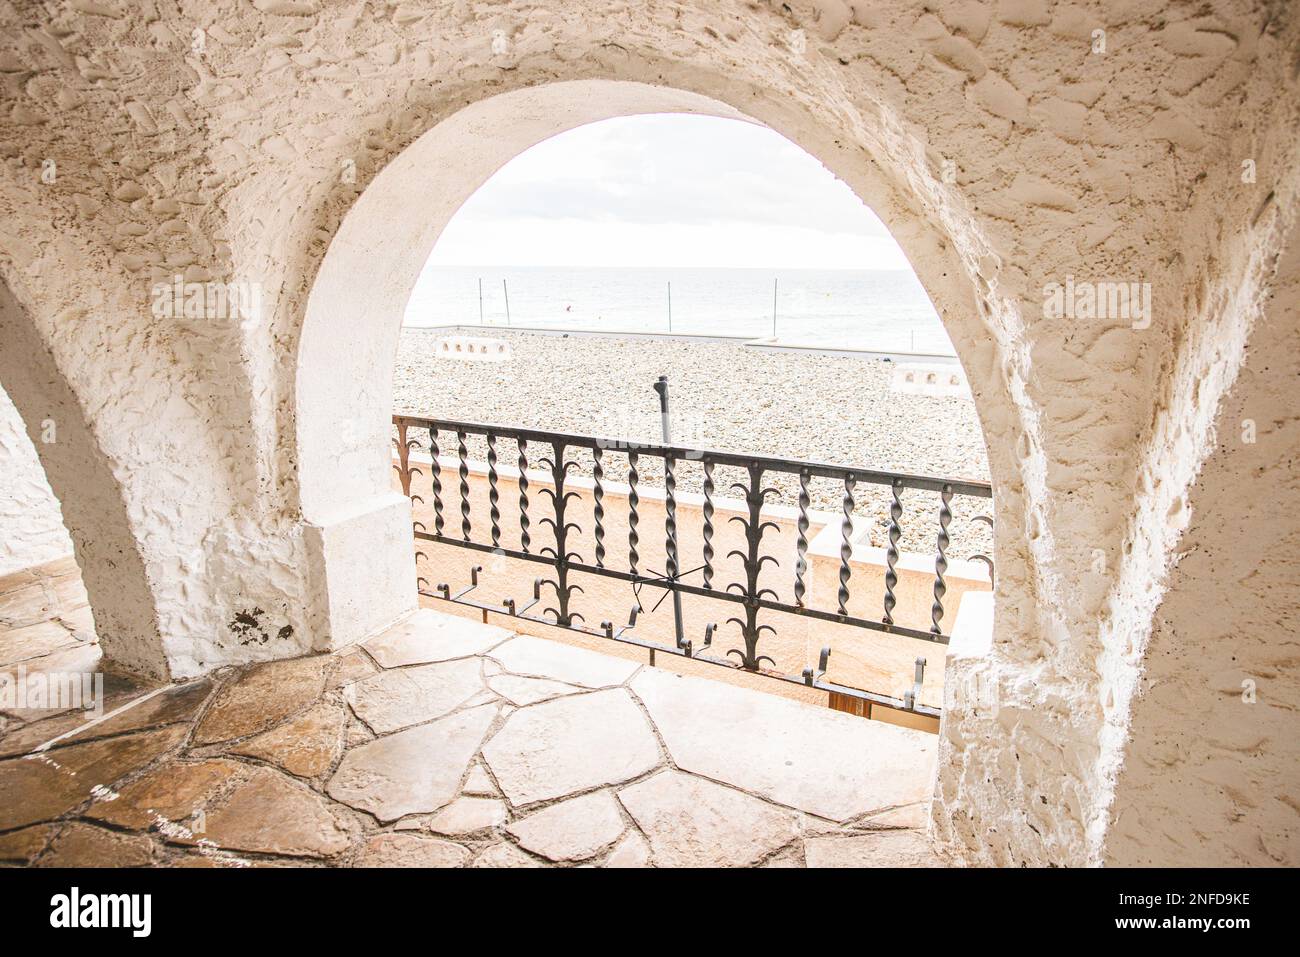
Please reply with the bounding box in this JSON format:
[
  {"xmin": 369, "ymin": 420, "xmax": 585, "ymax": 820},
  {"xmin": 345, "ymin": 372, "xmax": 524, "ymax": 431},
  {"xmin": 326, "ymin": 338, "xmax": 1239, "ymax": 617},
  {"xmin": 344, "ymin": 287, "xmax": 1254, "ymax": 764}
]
[
  {"xmin": 486, "ymin": 433, "xmax": 500, "ymax": 549},
  {"xmin": 517, "ymin": 438, "xmax": 530, "ymax": 554},
  {"xmin": 724, "ymin": 463, "xmax": 778, "ymax": 670},
  {"xmin": 701, "ymin": 460, "xmax": 715, "ymax": 589},
  {"xmin": 539, "ymin": 441, "xmax": 583, "ymax": 625},
  {"xmin": 931, "ymin": 484, "xmax": 954, "ymax": 635},
  {"xmin": 627, "ymin": 450, "xmax": 640, "ymax": 576},
  {"xmin": 429, "ymin": 427, "xmax": 445, "ymax": 537},
  {"xmin": 664, "ymin": 452, "xmax": 679, "ymax": 591},
  {"xmin": 457, "ymin": 429, "xmax": 471, "ymax": 541},
  {"xmin": 837, "ymin": 474, "xmax": 856, "ymax": 616},
  {"xmin": 592, "ymin": 446, "xmax": 605, "ymax": 568},
  {"xmin": 883, "ymin": 478, "xmax": 903, "ymax": 625},
  {"xmin": 793, "ymin": 469, "xmax": 810, "ymax": 606}
]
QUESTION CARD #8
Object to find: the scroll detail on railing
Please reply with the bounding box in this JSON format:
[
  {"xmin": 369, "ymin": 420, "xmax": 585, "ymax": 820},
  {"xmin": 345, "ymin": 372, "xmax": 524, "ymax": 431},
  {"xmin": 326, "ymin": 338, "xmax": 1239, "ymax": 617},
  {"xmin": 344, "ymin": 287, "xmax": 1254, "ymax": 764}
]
[{"xmin": 394, "ymin": 413, "xmax": 993, "ymax": 718}]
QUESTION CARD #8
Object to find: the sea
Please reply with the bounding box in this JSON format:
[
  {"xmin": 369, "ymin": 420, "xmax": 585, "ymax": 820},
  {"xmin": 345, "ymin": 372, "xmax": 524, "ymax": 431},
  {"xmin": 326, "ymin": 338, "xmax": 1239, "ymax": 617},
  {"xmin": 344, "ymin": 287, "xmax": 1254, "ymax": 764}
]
[{"xmin": 404, "ymin": 266, "xmax": 955, "ymax": 355}]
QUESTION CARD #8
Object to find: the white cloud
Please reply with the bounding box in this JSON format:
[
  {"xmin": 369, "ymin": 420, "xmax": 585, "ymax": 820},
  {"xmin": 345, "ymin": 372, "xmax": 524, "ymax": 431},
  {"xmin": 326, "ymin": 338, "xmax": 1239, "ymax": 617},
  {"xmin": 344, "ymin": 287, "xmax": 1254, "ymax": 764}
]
[{"xmin": 424, "ymin": 113, "xmax": 917, "ymax": 270}]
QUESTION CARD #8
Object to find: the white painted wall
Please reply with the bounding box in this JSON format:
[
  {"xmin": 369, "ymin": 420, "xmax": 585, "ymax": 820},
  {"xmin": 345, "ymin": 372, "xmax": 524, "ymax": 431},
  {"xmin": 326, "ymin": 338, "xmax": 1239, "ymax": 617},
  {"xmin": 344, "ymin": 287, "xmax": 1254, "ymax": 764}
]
[{"xmin": 0, "ymin": 388, "xmax": 72, "ymax": 577}]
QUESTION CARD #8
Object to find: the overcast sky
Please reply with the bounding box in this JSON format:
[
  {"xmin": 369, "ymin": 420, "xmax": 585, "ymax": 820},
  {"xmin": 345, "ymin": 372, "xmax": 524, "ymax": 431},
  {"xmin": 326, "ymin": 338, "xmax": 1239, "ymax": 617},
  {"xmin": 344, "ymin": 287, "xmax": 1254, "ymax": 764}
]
[{"xmin": 425, "ymin": 113, "xmax": 915, "ymax": 270}]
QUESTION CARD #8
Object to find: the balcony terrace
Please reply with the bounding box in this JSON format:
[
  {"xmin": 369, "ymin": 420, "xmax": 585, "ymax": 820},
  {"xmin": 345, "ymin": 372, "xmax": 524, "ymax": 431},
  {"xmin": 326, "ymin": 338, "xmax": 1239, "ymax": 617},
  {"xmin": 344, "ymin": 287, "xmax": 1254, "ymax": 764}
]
[{"xmin": 1, "ymin": 567, "xmax": 938, "ymax": 868}]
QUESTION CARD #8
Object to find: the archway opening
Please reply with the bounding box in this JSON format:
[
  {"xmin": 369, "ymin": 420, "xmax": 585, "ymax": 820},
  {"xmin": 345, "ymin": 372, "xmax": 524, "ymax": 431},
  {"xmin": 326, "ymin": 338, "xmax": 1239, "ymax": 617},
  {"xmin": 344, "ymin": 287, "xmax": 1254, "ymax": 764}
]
[
  {"xmin": 0, "ymin": 383, "xmax": 101, "ymax": 707},
  {"xmin": 297, "ymin": 79, "xmax": 1006, "ymax": 806},
  {"xmin": 389, "ymin": 110, "xmax": 994, "ymax": 732}
]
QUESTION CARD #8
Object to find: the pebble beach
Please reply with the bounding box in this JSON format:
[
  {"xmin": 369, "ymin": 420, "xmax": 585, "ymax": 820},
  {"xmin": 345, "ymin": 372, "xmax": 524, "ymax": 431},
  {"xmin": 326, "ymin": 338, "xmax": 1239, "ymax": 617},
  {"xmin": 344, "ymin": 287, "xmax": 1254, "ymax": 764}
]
[{"xmin": 393, "ymin": 328, "xmax": 993, "ymax": 559}]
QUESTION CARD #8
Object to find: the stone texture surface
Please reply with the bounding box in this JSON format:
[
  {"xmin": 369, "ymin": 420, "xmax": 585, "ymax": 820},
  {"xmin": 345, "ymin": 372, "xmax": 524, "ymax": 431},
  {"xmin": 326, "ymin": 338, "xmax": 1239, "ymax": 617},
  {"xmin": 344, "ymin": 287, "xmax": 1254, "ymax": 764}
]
[
  {"xmin": 0, "ymin": 823, "xmax": 54, "ymax": 864},
  {"xmin": 472, "ymin": 842, "xmax": 547, "ymax": 868},
  {"xmin": 0, "ymin": 679, "xmax": 208, "ymax": 759},
  {"xmin": 619, "ymin": 771, "xmax": 799, "ymax": 867},
  {"xmin": 194, "ymin": 656, "xmax": 329, "ymax": 745},
  {"xmin": 328, "ymin": 648, "xmax": 380, "ymax": 690},
  {"xmin": 488, "ymin": 674, "xmax": 584, "ymax": 706},
  {"xmin": 197, "ymin": 765, "xmax": 352, "ymax": 859},
  {"xmin": 356, "ymin": 832, "xmax": 471, "ymax": 868},
  {"xmin": 346, "ymin": 659, "xmax": 484, "ymax": 734},
  {"xmin": 483, "ymin": 689, "xmax": 660, "ymax": 805},
  {"xmin": 605, "ymin": 831, "xmax": 652, "ymax": 868},
  {"xmin": 87, "ymin": 758, "xmax": 241, "ymax": 831},
  {"xmin": 462, "ymin": 764, "xmax": 497, "ymax": 796},
  {"xmin": 862, "ymin": 804, "xmax": 928, "ymax": 830},
  {"xmin": 0, "ymin": 724, "xmax": 188, "ymax": 830},
  {"xmin": 228, "ymin": 701, "xmax": 346, "ymax": 778},
  {"xmin": 804, "ymin": 830, "xmax": 943, "ymax": 868},
  {"xmin": 428, "ymin": 796, "xmax": 507, "ymax": 835},
  {"xmin": 0, "ymin": 608, "xmax": 951, "ymax": 867},
  {"xmin": 633, "ymin": 668, "xmax": 935, "ymax": 821},
  {"xmin": 364, "ymin": 608, "xmax": 511, "ymax": 667},
  {"xmin": 507, "ymin": 790, "xmax": 626, "ymax": 861},
  {"xmin": 489, "ymin": 636, "xmax": 640, "ymax": 688},
  {"xmin": 328, "ymin": 704, "xmax": 496, "ymax": 822},
  {"xmin": 38, "ymin": 823, "xmax": 155, "ymax": 867}
]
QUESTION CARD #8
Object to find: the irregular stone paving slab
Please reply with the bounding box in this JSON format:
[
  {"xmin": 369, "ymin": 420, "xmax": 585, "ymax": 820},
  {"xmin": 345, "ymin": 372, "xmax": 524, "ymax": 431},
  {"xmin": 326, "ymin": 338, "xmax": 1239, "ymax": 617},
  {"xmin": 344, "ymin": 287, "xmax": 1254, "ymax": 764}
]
[
  {"xmin": 87, "ymin": 758, "xmax": 242, "ymax": 830},
  {"xmin": 462, "ymin": 764, "xmax": 496, "ymax": 796},
  {"xmin": 196, "ymin": 764, "xmax": 352, "ymax": 859},
  {"xmin": 0, "ymin": 580, "xmax": 55, "ymax": 627},
  {"xmin": 604, "ymin": 831, "xmax": 651, "ymax": 868},
  {"xmin": 58, "ymin": 605, "xmax": 97, "ymax": 643},
  {"xmin": 632, "ymin": 668, "xmax": 936, "ymax": 821},
  {"xmin": 356, "ymin": 832, "xmax": 471, "ymax": 867},
  {"xmin": 0, "ymin": 823, "xmax": 54, "ymax": 864},
  {"xmin": 462, "ymin": 690, "xmax": 498, "ymax": 709},
  {"xmin": 619, "ymin": 770, "xmax": 799, "ymax": 867},
  {"xmin": 483, "ymin": 689, "xmax": 660, "ymax": 806},
  {"xmin": 229, "ymin": 701, "xmax": 346, "ymax": 778},
  {"xmin": 861, "ymin": 803, "xmax": 927, "ymax": 830},
  {"xmin": 364, "ymin": 608, "xmax": 511, "ymax": 668},
  {"xmin": 38, "ymin": 823, "xmax": 155, "ymax": 867},
  {"xmin": 507, "ymin": 790, "xmax": 625, "ymax": 862},
  {"xmin": 194, "ymin": 655, "xmax": 329, "ymax": 745},
  {"xmin": 345, "ymin": 719, "xmax": 374, "ymax": 748},
  {"xmin": 345, "ymin": 659, "xmax": 484, "ymax": 734},
  {"xmin": 328, "ymin": 704, "xmax": 496, "ymax": 822},
  {"xmin": 472, "ymin": 842, "xmax": 547, "ymax": 868},
  {"xmin": 0, "ymin": 678, "xmax": 201, "ymax": 759},
  {"xmin": 488, "ymin": 674, "xmax": 585, "ymax": 706},
  {"xmin": 761, "ymin": 850, "xmax": 804, "ymax": 868},
  {"xmin": 428, "ymin": 796, "xmax": 507, "ymax": 835},
  {"xmin": 0, "ymin": 724, "xmax": 188, "ymax": 830},
  {"xmin": 328, "ymin": 647, "xmax": 379, "ymax": 690},
  {"xmin": 804, "ymin": 830, "xmax": 942, "ymax": 867},
  {"xmin": 488, "ymin": 635, "xmax": 639, "ymax": 689},
  {"xmin": 0, "ymin": 619, "xmax": 79, "ymax": 666},
  {"xmin": 0, "ymin": 566, "xmax": 39, "ymax": 594}
]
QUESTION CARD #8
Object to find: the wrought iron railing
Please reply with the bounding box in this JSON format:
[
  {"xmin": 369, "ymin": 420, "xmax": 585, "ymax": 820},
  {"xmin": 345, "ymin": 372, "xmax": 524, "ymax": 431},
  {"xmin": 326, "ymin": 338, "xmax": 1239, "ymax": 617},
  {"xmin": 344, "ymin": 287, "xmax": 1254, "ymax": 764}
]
[{"xmin": 393, "ymin": 413, "xmax": 993, "ymax": 717}]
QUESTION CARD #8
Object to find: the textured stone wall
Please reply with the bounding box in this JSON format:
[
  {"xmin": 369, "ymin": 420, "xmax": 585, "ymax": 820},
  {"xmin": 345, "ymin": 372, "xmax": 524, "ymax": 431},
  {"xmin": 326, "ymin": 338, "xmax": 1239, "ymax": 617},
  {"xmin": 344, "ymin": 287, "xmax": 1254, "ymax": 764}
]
[
  {"xmin": 0, "ymin": 0, "xmax": 1295, "ymax": 865},
  {"xmin": 0, "ymin": 387, "xmax": 72, "ymax": 577}
]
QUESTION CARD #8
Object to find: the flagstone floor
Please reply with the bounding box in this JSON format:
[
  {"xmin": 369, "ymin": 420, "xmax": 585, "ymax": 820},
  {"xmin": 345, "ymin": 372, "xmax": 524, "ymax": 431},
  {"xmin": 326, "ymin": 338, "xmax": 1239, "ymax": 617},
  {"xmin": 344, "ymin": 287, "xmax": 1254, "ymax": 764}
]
[{"xmin": 0, "ymin": 561, "xmax": 944, "ymax": 868}]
